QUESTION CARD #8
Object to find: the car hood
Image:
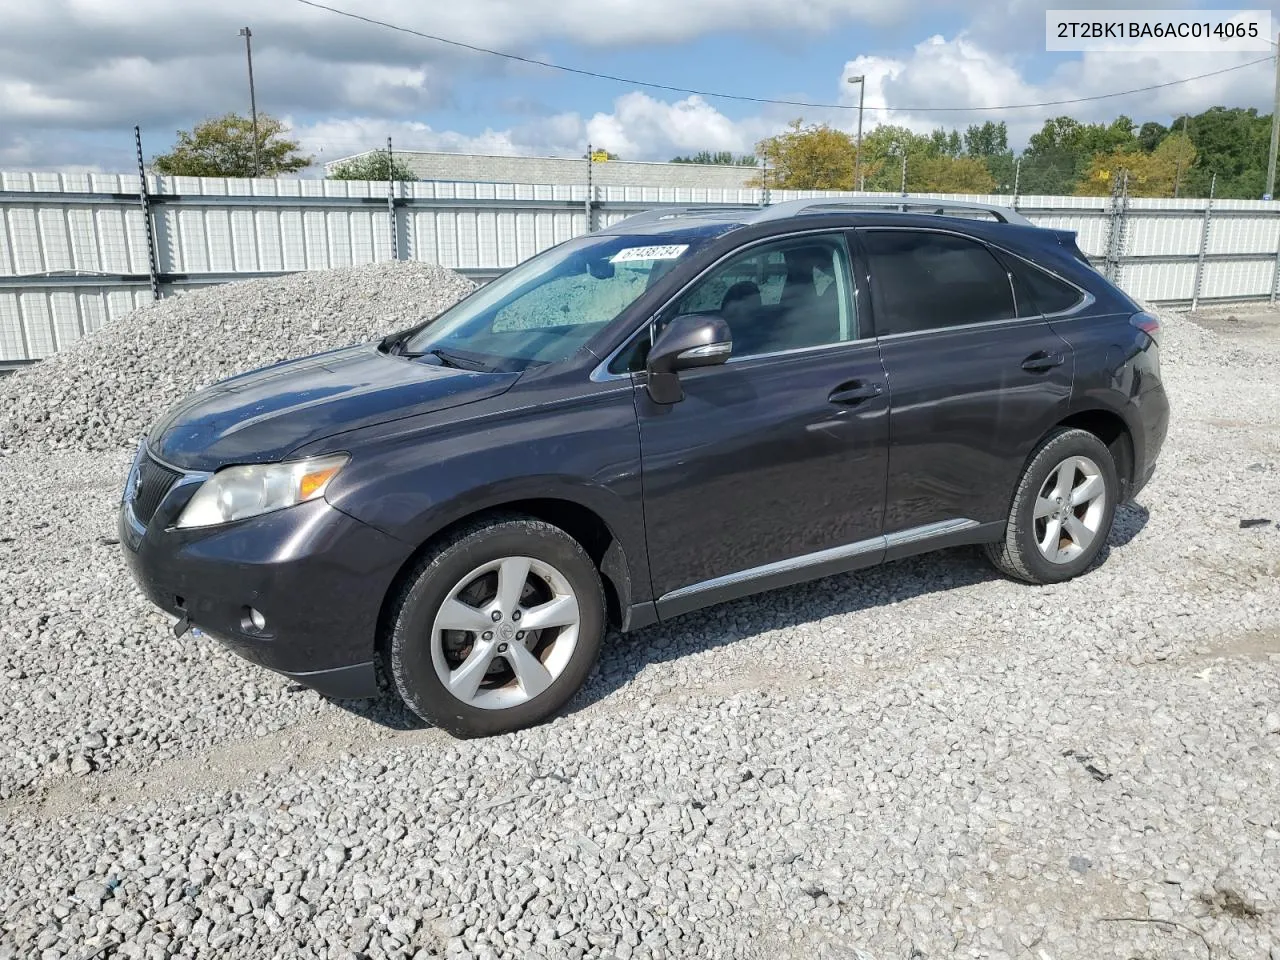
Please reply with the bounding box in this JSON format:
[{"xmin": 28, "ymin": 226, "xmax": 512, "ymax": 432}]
[{"xmin": 148, "ymin": 344, "xmax": 519, "ymax": 470}]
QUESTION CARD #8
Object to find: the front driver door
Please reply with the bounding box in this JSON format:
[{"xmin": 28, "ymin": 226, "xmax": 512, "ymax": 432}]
[{"xmin": 628, "ymin": 231, "xmax": 891, "ymax": 618}]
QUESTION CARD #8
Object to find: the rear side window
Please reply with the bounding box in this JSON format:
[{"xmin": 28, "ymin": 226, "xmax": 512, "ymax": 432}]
[
  {"xmin": 860, "ymin": 230, "xmax": 1015, "ymax": 336},
  {"xmin": 1006, "ymin": 257, "xmax": 1086, "ymax": 317}
]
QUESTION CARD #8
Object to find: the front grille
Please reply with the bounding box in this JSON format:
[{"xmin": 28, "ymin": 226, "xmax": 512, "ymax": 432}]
[{"xmin": 132, "ymin": 455, "xmax": 181, "ymax": 526}]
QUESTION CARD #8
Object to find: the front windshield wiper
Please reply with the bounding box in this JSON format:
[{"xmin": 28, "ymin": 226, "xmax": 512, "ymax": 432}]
[
  {"xmin": 405, "ymin": 346, "xmax": 495, "ymax": 372},
  {"xmin": 382, "ymin": 330, "xmax": 415, "ymax": 356}
]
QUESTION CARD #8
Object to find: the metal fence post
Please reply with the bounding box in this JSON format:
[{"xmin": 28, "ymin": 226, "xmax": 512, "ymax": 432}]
[
  {"xmin": 386, "ymin": 137, "xmax": 400, "ymax": 261},
  {"xmin": 1271, "ymin": 195, "xmax": 1280, "ymax": 303},
  {"xmin": 1012, "ymin": 157, "xmax": 1021, "ymax": 210},
  {"xmin": 1104, "ymin": 170, "xmax": 1130, "ymax": 285},
  {"xmin": 134, "ymin": 125, "xmax": 161, "ymax": 302},
  {"xmin": 585, "ymin": 143, "xmax": 595, "ymax": 233},
  {"xmin": 1191, "ymin": 174, "xmax": 1216, "ymax": 311}
]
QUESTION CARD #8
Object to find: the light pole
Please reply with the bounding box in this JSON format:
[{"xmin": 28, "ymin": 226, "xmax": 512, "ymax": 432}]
[
  {"xmin": 239, "ymin": 27, "xmax": 260, "ymax": 177},
  {"xmin": 1267, "ymin": 32, "xmax": 1280, "ymax": 199},
  {"xmin": 847, "ymin": 74, "xmax": 865, "ymax": 191}
]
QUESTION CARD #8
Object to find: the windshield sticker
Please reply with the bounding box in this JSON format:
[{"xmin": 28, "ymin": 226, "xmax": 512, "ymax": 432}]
[{"xmin": 610, "ymin": 244, "xmax": 689, "ymax": 263}]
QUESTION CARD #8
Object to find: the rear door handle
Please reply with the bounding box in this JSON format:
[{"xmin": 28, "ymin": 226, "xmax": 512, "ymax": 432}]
[
  {"xmin": 1021, "ymin": 351, "xmax": 1065, "ymax": 372},
  {"xmin": 828, "ymin": 381, "xmax": 884, "ymax": 405}
]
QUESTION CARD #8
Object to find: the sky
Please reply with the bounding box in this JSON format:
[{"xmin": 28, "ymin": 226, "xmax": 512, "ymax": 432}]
[{"xmin": 1, "ymin": 0, "xmax": 1277, "ymax": 174}]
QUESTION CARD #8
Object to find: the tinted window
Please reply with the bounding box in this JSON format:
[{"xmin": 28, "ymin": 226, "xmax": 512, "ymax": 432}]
[
  {"xmin": 668, "ymin": 234, "xmax": 857, "ymax": 359},
  {"xmin": 1007, "ymin": 257, "xmax": 1085, "ymax": 316},
  {"xmin": 861, "ymin": 230, "xmax": 1016, "ymax": 336}
]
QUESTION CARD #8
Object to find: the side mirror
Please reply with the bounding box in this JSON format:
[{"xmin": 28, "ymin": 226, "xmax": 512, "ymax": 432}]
[{"xmin": 645, "ymin": 314, "xmax": 732, "ymax": 404}]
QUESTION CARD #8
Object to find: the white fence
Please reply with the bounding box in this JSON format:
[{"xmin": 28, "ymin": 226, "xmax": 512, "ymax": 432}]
[{"xmin": 2, "ymin": 170, "xmax": 1279, "ymax": 363}]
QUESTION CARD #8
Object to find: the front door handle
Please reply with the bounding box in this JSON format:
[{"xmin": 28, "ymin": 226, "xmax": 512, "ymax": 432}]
[
  {"xmin": 828, "ymin": 381, "xmax": 884, "ymax": 405},
  {"xmin": 1021, "ymin": 351, "xmax": 1065, "ymax": 372}
]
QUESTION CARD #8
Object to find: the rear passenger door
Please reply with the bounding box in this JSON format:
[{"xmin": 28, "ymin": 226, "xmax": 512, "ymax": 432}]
[{"xmin": 855, "ymin": 228, "xmax": 1075, "ymax": 545}]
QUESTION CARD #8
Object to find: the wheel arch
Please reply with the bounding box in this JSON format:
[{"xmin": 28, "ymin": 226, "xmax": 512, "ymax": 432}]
[
  {"xmin": 374, "ymin": 497, "xmax": 639, "ymax": 660},
  {"xmin": 997, "ymin": 406, "xmax": 1136, "ymax": 533},
  {"xmin": 1054, "ymin": 408, "xmax": 1135, "ymax": 497}
]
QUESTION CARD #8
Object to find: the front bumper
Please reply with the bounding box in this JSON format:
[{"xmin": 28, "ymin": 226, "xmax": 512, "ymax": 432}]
[{"xmin": 119, "ymin": 463, "xmax": 411, "ymax": 700}]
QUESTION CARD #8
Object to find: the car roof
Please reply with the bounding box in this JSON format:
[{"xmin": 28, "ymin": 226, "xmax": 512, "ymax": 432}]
[
  {"xmin": 598, "ymin": 209, "xmax": 1054, "ymax": 254},
  {"xmin": 601, "ymin": 196, "xmax": 1030, "ymax": 233}
]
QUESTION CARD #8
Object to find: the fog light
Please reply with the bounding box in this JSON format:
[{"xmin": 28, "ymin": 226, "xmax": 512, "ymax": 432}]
[{"xmin": 241, "ymin": 606, "xmax": 267, "ymax": 633}]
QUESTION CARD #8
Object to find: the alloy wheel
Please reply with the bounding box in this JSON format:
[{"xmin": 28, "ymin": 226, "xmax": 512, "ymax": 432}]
[
  {"xmin": 429, "ymin": 556, "xmax": 581, "ymax": 710},
  {"xmin": 1034, "ymin": 455, "xmax": 1108, "ymax": 564}
]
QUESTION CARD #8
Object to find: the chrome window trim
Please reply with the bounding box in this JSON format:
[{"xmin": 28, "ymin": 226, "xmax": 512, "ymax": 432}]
[
  {"xmin": 659, "ymin": 519, "xmax": 978, "ymax": 605},
  {"xmin": 589, "ymin": 225, "xmax": 870, "ymax": 383},
  {"xmin": 988, "ymin": 242, "xmax": 1095, "ymax": 320}
]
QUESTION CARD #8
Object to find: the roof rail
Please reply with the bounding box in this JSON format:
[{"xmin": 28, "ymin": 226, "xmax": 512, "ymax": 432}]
[
  {"xmin": 750, "ymin": 197, "xmax": 1032, "ymax": 226},
  {"xmin": 605, "ymin": 196, "xmax": 1033, "ymax": 232},
  {"xmin": 605, "ymin": 205, "xmax": 758, "ymax": 230}
]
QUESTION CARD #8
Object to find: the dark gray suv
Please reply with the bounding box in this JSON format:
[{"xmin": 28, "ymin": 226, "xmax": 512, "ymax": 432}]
[{"xmin": 121, "ymin": 198, "xmax": 1169, "ymax": 737}]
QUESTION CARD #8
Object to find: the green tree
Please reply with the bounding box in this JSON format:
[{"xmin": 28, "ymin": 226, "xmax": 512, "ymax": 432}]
[
  {"xmin": 1021, "ymin": 115, "xmax": 1138, "ymax": 194},
  {"xmin": 671, "ymin": 151, "xmax": 758, "ymax": 166},
  {"xmin": 1173, "ymin": 106, "xmax": 1270, "ymax": 198},
  {"xmin": 928, "ymin": 128, "xmax": 963, "ymax": 158},
  {"xmin": 964, "ymin": 121, "xmax": 1009, "ymax": 158},
  {"xmin": 754, "ymin": 120, "xmax": 858, "ymax": 189},
  {"xmin": 856, "ymin": 125, "xmax": 937, "ymax": 191},
  {"xmin": 985, "ymin": 152, "xmax": 1017, "ymax": 193},
  {"xmin": 1137, "ymin": 121, "xmax": 1168, "ymax": 153},
  {"xmin": 1077, "ymin": 134, "xmax": 1197, "ymax": 198},
  {"xmin": 153, "ymin": 113, "xmax": 312, "ymax": 178},
  {"xmin": 911, "ymin": 155, "xmax": 997, "ymax": 193},
  {"xmin": 327, "ymin": 152, "xmax": 417, "ymax": 181}
]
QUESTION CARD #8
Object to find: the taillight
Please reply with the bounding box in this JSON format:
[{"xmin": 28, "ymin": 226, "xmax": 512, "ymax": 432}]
[{"xmin": 1130, "ymin": 312, "xmax": 1161, "ymax": 342}]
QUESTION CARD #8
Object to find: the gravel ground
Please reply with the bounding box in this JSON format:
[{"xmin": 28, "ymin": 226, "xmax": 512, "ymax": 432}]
[
  {"xmin": 0, "ymin": 261, "xmax": 474, "ymax": 454},
  {"xmin": 1, "ymin": 287, "xmax": 1279, "ymax": 960}
]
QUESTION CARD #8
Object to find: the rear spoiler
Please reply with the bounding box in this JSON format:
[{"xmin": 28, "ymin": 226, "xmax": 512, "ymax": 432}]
[{"xmin": 1048, "ymin": 229, "xmax": 1095, "ymax": 269}]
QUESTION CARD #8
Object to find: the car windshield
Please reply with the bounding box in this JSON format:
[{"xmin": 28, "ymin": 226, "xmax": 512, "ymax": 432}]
[{"xmin": 399, "ymin": 233, "xmax": 705, "ymax": 371}]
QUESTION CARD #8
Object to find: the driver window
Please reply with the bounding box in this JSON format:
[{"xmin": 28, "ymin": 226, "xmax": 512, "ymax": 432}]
[{"xmin": 666, "ymin": 234, "xmax": 857, "ymax": 360}]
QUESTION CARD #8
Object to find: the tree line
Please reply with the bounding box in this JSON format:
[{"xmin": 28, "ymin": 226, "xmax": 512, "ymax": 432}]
[
  {"xmin": 748, "ymin": 107, "xmax": 1273, "ymax": 199},
  {"xmin": 149, "ymin": 107, "xmax": 1275, "ymax": 199}
]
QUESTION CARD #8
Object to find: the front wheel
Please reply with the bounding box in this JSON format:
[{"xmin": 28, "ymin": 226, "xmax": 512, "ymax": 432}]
[
  {"xmin": 386, "ymin": 518, "xmax": 606, "ymax": 738},
  {"xmin": 985, "ymin": 428, "xmax": 1119, "ymax": 585}
]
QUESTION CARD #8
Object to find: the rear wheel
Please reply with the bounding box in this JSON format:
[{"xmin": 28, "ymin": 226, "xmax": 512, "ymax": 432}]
[
  {"xmin": 985, "ymin": 428, "xmax": 1119, "ymax": 585},
  {"xmin": 387, "ymin": 518, "xmax": 605, "ymax": 737}
]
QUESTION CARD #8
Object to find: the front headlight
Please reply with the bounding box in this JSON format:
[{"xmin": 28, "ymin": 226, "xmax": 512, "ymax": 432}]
[{"xmin": 175, "ymin": 454, "xmax": 349, "ymax": 529}]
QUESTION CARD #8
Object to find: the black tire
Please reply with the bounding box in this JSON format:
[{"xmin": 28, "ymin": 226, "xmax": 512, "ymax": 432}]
[
  {"xmin": 985, "ymin": 428, "xmax": 1119, "ymax": 585},
  {"xmin": 386, "ymin": 516, "xmax": 606, "ymax": 738}
]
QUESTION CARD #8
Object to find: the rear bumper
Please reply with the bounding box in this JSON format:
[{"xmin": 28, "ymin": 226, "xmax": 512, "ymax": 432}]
[
  {"xmin": 120, "ymin": 487, "xmax": 409, "ymax": 701},
  {"xmin": 1128, "ymin": 382, "xmax": 1169, "ymax": 502}
]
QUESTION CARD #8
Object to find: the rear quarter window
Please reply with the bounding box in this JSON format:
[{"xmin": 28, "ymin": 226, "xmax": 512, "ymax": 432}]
[{"xmin": 1007, "ymin": 257, "xmax": 1086, "ymax": 317}]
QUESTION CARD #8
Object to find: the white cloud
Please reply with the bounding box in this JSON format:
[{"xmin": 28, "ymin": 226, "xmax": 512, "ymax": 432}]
[
  {"xmin": 292, "ymin": 118, "xmax": 528, "ymax": 171},
  {"xmin": 828, "ymin": 31, "xmax": 1273, "ymax": 149},
  {"xmin": 2, "ymin": 0, "xmax": 1276, "ymax": 174},
  {"xmin": 583, "ymin": 94, "xmax": 770, "ymax": 159}
]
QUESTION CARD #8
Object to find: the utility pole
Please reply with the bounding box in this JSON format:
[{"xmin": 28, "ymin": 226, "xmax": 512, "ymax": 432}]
[
  {"xmin": 1268, "ymin": 34, "xmax": 1280, "ymax": 199},
  {"xmin": 847, "ymin": 75, "xmax": 865, "ymax": 192},
  {"xmin": 239, "ymin": 27, "xmax": 260, "ymax": 177}
]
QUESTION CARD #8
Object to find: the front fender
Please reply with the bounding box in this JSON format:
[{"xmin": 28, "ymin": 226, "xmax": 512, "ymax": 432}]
[{"xmin": 308, "ymin": 382, "xmax": 653, "ymax": 603}]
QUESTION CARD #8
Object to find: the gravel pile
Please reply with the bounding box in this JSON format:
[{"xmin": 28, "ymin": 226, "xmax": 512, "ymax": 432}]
[
  {"xmin": 1, "ymin": 305, "xmax": 1279, "ymax": 960},
  {"xmin": 0, "ymin": 261, "xmax": 475, "ymax": 454}
]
